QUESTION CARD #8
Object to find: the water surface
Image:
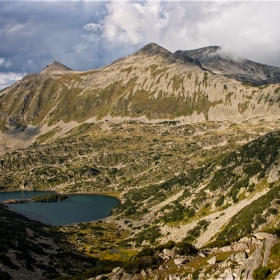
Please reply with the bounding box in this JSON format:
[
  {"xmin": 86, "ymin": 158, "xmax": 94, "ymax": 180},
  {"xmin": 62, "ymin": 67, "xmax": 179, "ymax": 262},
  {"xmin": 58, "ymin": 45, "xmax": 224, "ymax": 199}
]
[{"xmin": 0, "ymin": 191, "xmax": 120, "ymax": 226}]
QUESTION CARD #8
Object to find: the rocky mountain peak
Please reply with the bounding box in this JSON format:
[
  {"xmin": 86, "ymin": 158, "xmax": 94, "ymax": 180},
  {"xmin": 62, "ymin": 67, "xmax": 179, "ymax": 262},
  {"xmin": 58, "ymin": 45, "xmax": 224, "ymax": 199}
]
[
  {"xmin": 40, "ymin": 61, "xmax": 73, "ymax": 74},
  {"xmin": 176, "ymin": 46, "xmax": 280, "ymax": 85},
  {"xmin": 135, "ymin": 42, "xmax": 171, "ymax": 57}
]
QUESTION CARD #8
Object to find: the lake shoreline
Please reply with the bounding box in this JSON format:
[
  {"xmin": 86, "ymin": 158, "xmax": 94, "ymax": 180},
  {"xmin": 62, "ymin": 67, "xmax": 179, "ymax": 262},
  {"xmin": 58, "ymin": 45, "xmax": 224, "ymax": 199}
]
[
  {"xmin": 0, "ymin": 190, "xmax": 120, "ymax": 226},
  {"xmin": 0, "ymin": 189, "xmax": 122, "ymax": 203}
]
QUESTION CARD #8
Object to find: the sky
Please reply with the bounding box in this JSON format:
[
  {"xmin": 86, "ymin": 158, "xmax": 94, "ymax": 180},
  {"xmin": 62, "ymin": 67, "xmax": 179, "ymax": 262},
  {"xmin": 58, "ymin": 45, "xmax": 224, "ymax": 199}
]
[{"xmin": 1, "ymin": 1, "xmax": 280, "ymax": 90}]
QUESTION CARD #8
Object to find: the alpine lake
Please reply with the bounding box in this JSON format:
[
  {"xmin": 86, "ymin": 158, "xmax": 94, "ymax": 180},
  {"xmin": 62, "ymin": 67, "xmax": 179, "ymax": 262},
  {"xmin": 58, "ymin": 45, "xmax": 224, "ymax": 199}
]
[{"xmin": 0, "ymin": 191, "xmax": 120, "ymax": 226}]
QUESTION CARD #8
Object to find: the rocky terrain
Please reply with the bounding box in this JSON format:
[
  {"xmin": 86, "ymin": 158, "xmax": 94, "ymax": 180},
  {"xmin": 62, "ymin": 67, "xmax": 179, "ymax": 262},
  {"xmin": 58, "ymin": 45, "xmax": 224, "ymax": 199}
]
[
  {"xmin": 177, "ymin": 46, "xmax": 280, "ymax": 85},
  {"xmin": 0, "ymin": 43, "xmax": 280, "ymax": 279}
]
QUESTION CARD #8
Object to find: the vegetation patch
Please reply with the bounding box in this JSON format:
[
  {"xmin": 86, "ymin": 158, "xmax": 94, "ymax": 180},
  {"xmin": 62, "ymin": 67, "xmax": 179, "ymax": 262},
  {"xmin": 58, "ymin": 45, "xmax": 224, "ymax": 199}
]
[{"xmin": 32, "ymin": 194, "xmax": 68, "ymax": 202}]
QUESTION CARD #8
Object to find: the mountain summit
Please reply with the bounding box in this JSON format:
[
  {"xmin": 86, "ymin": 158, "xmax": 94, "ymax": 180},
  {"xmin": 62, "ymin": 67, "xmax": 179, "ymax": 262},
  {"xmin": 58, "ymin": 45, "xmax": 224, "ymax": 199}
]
[
  {"xmin": 40, "ymin": 61, "xmax": 73, "ymax": 74},
  {"xmin": 176, "ymin": 46, "xmax": 280, "ymax": 85},
  {"xmin": 0, "ymin": 42, "xmax": 280, "ymax": 130}
]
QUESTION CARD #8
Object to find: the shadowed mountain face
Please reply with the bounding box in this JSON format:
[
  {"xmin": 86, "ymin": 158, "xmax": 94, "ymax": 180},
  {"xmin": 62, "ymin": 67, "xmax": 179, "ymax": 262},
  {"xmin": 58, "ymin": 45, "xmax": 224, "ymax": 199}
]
[{"xmin": 176, "ymin": 46, "xmax": 280, "ymax": 85}]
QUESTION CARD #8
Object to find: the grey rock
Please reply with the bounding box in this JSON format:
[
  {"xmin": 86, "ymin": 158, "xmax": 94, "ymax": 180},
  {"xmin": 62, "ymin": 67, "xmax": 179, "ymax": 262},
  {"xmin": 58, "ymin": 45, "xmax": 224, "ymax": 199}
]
[
  {"xmin": 176, "ymin": 46, "xmax": 280, "ymax": 86},
  {"xmin": 236, "ymin": 242, "xmax": 263, "ymax": 280},
  {"xmin": 232, "ymin": 242, "xmax": 248, "ymax": 251},
  {"xmin": 112, "ymin": 267, "xmax": 121, "ymax": 274},
  {"xmin": 163, "ymin": 249, "xmax": 173, "ymax": 257},
  {"xmin": 207, "ymin": 256, "xmax": 216, "ymax": 265},
  {"xmin": 234, "ymin": 251, "xmax": 247, "ymax": 264},
  {"xmin": 122, "ymin": 273, "xmax": 132, "ymax": 280},
  {"xmin": 141, "ymin": 270, "xmax": 147, "ymax": 277},
  {"xmin": 198, "ymin": 251, "xmax": 206, "ymax": 258},
  {"xmin": 220, "ymin": 246, "xmax": 232, "ymax": 252},
  {"xmin": 174, "ymin": 258, "xmax": 186, "ymax": 265}
]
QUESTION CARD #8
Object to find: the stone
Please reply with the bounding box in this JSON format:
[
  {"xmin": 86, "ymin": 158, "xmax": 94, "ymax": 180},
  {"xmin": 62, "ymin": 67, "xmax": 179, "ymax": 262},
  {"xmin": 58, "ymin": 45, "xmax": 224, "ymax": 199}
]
[
  {"xmin": 220, "ymin": 246, "xmax": 232, "ymax": 252},
  {"xmin": 122, "ymin": 273, "xmax": 132, "ymax": 280},
  {"xmin": 112, "ymin": 267, "xmax": 121, "ymax": 274},
  {"xmin": 141, "ymin": 270, "xmax": 147, "ymax": 277},
  {"xmin": 234, "ymin": 251, "xmax": 247, "ymax": 264},
  {"xmin": 254, "ymin": 232, "xmax": 273, "ymax": 240},
  {"xmin": 239, "ymin": 236, "xmax": 250, "ymax": 243},
  {"xmin": 224, "ymin": 273, "xmax": 235, "ymax": 280},
  {"xmin": 232, "ymin": 242, "xmax": 248, "ymax": 251},
  {"xmin": 207, "ymin": 256, "xmax": 216, "ymax": 265},
  {"xmin": 251, "ymin": 237, "xmax": 259, "ymax": 245},
  {"xmin": 174, "ymin": 258, "xmax": 186, "ymax": 265},
  {"xmin": 112, "ymin": 276, "xmax": 120, "ymax": 280},
  {"xmin": 274, "ymin": 272, "xmax": 280, "ymax": 280},
  {"xmin": 163, "ymin": 249, "xmax": 173, "ymax": 257},
  {"xmin": 198, "ymin": 251, "xmax": 206, "ymax": 258}
]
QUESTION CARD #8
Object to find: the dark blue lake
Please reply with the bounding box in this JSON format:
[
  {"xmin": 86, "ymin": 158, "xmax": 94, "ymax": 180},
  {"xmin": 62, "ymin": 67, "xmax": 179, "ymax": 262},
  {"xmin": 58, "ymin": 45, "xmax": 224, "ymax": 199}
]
[{"xmin": 0, "ymin": 191, "xmax": 120, "ymax": 226}]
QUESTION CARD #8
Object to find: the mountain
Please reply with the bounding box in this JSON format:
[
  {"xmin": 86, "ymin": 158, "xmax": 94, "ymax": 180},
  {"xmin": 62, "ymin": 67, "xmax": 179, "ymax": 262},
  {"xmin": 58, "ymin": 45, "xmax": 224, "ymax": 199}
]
[
  {"xmin": 0, "ymin": 42, "xmax": 280, "ymax": 137},
  {"xmin": 176, "ymin": 46, "xmax": 280, "ymax": 85},
  {"xmin": 0, "ymin": 43, "xmax": 280, "ymax": 279},
  {"xmin": 40, "ymin": 61, "xmax": 73, "ymax": 74}
]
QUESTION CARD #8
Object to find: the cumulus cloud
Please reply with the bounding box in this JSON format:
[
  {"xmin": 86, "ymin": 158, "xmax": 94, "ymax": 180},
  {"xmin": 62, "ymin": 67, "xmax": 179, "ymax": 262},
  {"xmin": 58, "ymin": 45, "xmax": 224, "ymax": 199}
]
[
  {"xmin": 0, "ymin": 72, "xmax": 25, "ymax": 91},
  {"xmin": 83, "ymin": 1, "xmax": 280, "ymax": 66},
  {"xmin": 0, "ymin": 0, "xmax": 280, "ymax": 90}
]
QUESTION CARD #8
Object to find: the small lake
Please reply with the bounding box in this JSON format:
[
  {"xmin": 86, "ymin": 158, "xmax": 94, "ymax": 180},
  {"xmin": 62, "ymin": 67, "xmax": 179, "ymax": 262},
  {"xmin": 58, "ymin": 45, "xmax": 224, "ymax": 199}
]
[{"xmin": 0, "ymin": 191, "xmax": 120, "ymax": 226}]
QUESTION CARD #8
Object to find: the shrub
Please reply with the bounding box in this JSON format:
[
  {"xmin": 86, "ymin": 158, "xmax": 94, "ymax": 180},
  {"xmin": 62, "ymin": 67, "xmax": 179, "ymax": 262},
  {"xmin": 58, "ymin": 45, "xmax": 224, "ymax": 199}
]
[
  {"xmin": 252, "ymin": 266, "xmax": 271, "ymax": 280},
  {"xmin": 192, "ymin": 270, "xmax": 200, "ymax": 280},
  {"xmin": 215, "ymin": 195, "xmax": 225, "ymax": 207},
  {"xmin": 176, "ymin": 241, "xmax": 197, "ymax": 255},
  {"xmin": 123, "ymin": 256, "xmax": 157, "ymax": 274},
  {"xmin": 156, "ymin": 240, "xmax": 176, "ymax": 251},
  {"xmin": 135, "ymin": 246, "xmax": 155, "ymax": 258}
]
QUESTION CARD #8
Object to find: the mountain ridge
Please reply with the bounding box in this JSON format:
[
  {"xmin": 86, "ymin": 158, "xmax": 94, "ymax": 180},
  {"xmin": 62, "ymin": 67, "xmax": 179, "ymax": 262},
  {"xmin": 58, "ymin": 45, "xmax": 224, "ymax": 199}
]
[
  {"xmin": 177, "ymin": 45, "xmax": 280, "ymax": 85},
  {"xmin": 0, "ymin": 42, "xmax": 280, "ymax": 279},
  {"xmin": 0, "ymin": 42, "xmax": 279, "ymax": 133}
]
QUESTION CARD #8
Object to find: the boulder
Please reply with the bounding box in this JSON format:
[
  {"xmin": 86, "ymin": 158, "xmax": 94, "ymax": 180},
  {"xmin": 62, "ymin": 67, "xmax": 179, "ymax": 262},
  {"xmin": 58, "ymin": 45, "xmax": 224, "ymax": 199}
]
[
  {"xmin": 234, "ymin": 251, "xmax": 247, "ymax": 264},
  {"xmin": 225, "ymin": 276, "xmax": 235, "ymax": 280},
  {"xmin": 254, "ymin": 232, "xmax": 273, "ymax": 240},
  {"xmin": 141, "ymin": 270, "xmax": 147, "ymax": 277},
  {"xmin": 112, "ymin": 267, "xmax": 121, "ymax": 274},
  {"xmin": 220, "ymin": 246, "xmax": 232, "ymax": 252},
  {"xmin": 239, "ymin": 236, "xmax": 250, "ymax": 243},
  {"xmin": 198, "ymin": 251, "xmax": 206, "ymax": 258},
  {"xmin": 174, "ymin": 258, "xmax": 187, "ymax": 265},
  {"xmin": 207, "ymin": 256, "xmax": 216, "ymax": 265},
  {"xmin": 232, "ymin": 242, "xmax": 248, "ymax": 251},
  {"xmin": 163, "ymin": 249, "xmax": 173, "ymax": 257},
  {"xmin": 122, "ymin": 273, "xmax": 132, "ymax": 280}
]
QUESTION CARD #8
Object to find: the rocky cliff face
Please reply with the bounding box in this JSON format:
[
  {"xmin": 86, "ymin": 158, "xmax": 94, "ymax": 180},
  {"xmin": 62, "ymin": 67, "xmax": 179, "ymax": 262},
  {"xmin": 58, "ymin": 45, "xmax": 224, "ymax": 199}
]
[
  {"xmin": 0, "ymin": 42, "xmax": 280, "ymax": 134},
  {"xmin": 177, "ymin": 46, "xmax": 280, "ymax": 85}
]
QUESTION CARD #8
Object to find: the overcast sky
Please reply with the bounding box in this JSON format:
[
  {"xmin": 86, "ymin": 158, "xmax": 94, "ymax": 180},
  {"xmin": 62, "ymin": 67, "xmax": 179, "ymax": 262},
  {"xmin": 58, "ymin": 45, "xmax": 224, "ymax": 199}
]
[{"xmin": 1, "ymin": 1, "xmax": 280, "ymax": 90}]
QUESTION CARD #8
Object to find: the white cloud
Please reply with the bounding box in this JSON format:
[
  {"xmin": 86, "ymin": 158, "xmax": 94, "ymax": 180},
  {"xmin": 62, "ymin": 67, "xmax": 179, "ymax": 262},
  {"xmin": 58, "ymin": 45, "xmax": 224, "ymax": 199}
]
[
  {"xmin": 82, "ymin": 1, "xmax": 280, "ymax": 67},
  {"xmin": 83, "ymin": 23, "xmax": 102, "ymax": 32},
  {"xmin": 100, "ymin": 1, "xmax": 168, "ymax": 44},
  {"xmin": 0, "ymin": 72, "xmax": 25, "ymax": 91}
]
